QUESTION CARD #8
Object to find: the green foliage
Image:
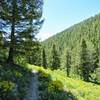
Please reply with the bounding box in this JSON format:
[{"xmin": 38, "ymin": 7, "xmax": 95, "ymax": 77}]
[
  {"xmin": 0, "ymin": 0, "xmax": 44, "ymax": 99},
  {"xmin": 91, "ymin": 68, "xmax": 100, "ymax": 84},
  {"xmin": 14, "ymin": 55, "xmax": 27, "ymax": 66},
  {"xmin": 51, "ymin": 44, "xmax": 60, "ymax": 70},
  {"xmin": 42, "ymin": 13, "xmax": 100, "ymax": 83},
  {"xmin": 65, "ymin": 49, "xmax": 71, "ymax": 77},
  {"xmin": 26, "ymin": 41, "xmax": 42, "ymax": 66},
  {"xmin": 0, "ymin": 81, "xmax": 16, "ymax": 99},
  {"xmin": 47, "ymin": 80, "xmax": 76, "ymax": 100},
  {"xmin": 0, "ymin": 63, "xmax": 31, "ymax": 99},
  {"xmin": 37, "ymin": 67, "xmax": 76, "ymax": 100},
  {"xmin": 0, "ymin": 0, "xmax": 43, "ymax": 63},
  {"xmin": 48, "ymin": 80, "xmax": 64, "ymax": 92},
  {"xmin": 79, "ymin": 39, "xmax": 91, "ymax": 81},
  {"xmin": 95, "ymin": 68, "xmax": 100, "ymax": 83},
  {"xmin": 28, "ymin": 64, "xmax": 100, "ymax": 100},
  {"xmin": 42, "ymin": 48, "xmax": 47, "ymax": 68}
]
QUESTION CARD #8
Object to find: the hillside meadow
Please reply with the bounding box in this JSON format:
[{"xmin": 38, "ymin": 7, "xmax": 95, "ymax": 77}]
[{"xmin": 27, "ymin": 64, "xmax": 100, "ymax": 100}]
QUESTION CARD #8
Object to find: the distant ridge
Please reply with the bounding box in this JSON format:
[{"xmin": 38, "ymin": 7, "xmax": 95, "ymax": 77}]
[
  {"xmin": 43, "ymin": 13, "xmax": 100, "ymax": 50},
  {"xmin": 42, "ymin": 13, "xmax": 100, "ymax": 68},
  {"xmin": 44, "ymin": 13, "xmax": 100, "ymax": 42}
]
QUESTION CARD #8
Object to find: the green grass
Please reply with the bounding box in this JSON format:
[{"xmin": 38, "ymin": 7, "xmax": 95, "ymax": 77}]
[{"xmin": 27, "ymin": 64, "xmax": 100, "ymax": 100}]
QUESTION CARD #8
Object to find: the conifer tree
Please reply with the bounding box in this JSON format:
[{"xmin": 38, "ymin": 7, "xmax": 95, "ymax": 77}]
[
  {"xmin": 79, "ymin": 39, "xmax": 91, "ymax": 81},
  {"xmin": 0, "ymin": 0, "xmax": 43, "ymax": 63},
  {"xmin": 65, "ymin": 50, "xmax": 71, "ymax": 77},
  {"xmin": 92, "ymin": 47, "xmax": 100, "ymax": 83},
  {"xmin": 42, "ymin": 48, "xmax": 47, "ymax": 68},
  {"xmin": 29, "ymin": 41, "xmax": 42, "ymax": 66},
  {"xmin": 51, "ymin": 44, "xmax": 60, "ymax": 70},
  {"xmin": 93, "ymin": 47, "xmax": 99, "ymax": 70}
]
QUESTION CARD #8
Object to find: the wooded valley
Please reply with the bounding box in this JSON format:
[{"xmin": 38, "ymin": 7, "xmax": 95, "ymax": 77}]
[{"xmin": 0, "ymin": 0, "xmax": 100, "ymax": 100}]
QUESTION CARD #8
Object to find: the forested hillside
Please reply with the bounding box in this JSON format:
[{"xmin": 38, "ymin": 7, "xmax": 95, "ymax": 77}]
[
  {"xmin": 43, "ymin": 13, "xmax": 100, "ymax": 83},
  {"xmin": 0, "ymin": 0, "xmax": 100, "ymax": 99}
]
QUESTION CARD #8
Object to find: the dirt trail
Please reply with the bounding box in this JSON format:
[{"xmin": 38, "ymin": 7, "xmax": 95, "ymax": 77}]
[{"xmin": 25, "ymin": 70, "xmax": 38, "ymax": 100}]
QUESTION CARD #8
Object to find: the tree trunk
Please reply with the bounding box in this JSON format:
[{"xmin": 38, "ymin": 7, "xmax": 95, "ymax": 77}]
[
  {"xmin": 7, "ymin": 1, "xmax": 16, "ymax": 63},
  {"xmin": 7, "ymin": 46, "xmax": 14, "ymax": 63}
]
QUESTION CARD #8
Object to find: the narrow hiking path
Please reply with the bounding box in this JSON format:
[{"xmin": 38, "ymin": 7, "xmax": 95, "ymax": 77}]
[{"xmin": 25, "ymin": 70, "xmax": 38, "ymax": 100}]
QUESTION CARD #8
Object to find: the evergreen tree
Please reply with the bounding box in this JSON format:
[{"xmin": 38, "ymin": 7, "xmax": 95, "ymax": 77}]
[
  {"xmin": 51, "ymin": 44, "xmax": 60, "ymax": 70},
  {"xmin": 27, "ymin": 41, "xmax": 42, "ymax": 66},
  {"xmin": 92, "ymin": 47, "xmax": 99, "ymax": 72},
  {"xmin": 42, "ymin": 48, "xmax": 47, "ymax": 68},
  {"xmin": 65, "ymin": 50, "xmax": 71, "ymax": 77},
  {"xmin": 42, "ymin": 14, "xmax": 100, "ymax": 83},
  {"xmin": 0, "ymin": 0, "xmax": 43, "ymax": 63},
  {"xmin": 79, "ymin": 39, "xmax": 91, "ymax": 81},
  {"xmin": 91, "ymin": 47, "xmax": 100, "ymax": 83}
]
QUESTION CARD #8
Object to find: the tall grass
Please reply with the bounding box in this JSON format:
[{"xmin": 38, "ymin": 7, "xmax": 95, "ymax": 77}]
[{"xmin": 27, "ymin": 64, "xmax": 100, "ymax": 100}]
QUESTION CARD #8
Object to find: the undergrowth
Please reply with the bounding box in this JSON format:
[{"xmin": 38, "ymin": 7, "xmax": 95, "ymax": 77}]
[
  {"xmin": 27, "ymin": 64, "xmax": 100, "ymax": 100},
  {"xmin": 0, "ymin": 62, "xmax": 32, "ymax": 100}
]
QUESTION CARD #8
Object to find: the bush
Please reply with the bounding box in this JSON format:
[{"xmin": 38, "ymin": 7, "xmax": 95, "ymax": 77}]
[
  {"xmin": 38, "ymin": 71, "xmax": 51, "ymax": 100},
  {"xmin": 0, "ymin": 81, "xmax": 17, "ymax": 99},
  {"xmin": 0, "ymin": 63, "xmax": 31, "ymax": 100},
  {"xmin": 38, "ymin": 70, "xmax": 77, "ymax": 100}
]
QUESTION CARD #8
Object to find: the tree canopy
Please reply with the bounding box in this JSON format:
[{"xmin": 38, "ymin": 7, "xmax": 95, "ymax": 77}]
[{"xmin": 0, "ymin": 0, "xmax": 43, "ymax": 63}]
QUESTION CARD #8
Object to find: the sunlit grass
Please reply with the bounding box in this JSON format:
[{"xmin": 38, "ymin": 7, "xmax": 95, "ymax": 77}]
[{"xmin": 27, "ymin": 64, "xmax": 100, "ymax": 100}]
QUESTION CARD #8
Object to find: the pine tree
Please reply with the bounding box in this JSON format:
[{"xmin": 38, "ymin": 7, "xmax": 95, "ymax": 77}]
[
  {"xmin": 42, "ymin": 48, "xmax": 47, "ymax": 68},
  {"xmin": 65, "ymin": 50, "xmax": 71, "ymax": 77},
  {"xmin": 79, "ymin": 39, "xmax": 91, "ymax": 81},
  {"xmin": 92, "ymin": 47, "xmax": 100, "ymax": 83},
  {"xmin": 51, "ymin": 44, "xmax": 60, "ymax": 70},
  {"xmin": 92, "ymin": 47, "xmax": 99, "ymax": 72},
  {"xmin": 0, "ymin": 0, "xmax": 43, "ymax": 63},
  {"xmin": 29, "ymin": 41, "xmax": 42, "ymax": 66}
]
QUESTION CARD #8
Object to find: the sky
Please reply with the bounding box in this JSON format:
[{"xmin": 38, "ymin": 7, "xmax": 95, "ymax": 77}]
[{"xmin": 36, "ymin": 0, "xmax": 100, "ymax": 41}]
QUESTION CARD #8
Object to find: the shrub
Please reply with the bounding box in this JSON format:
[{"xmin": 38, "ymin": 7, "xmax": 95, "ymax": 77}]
[
  {"xmin": 0, "ymin": 63, "xmax": 31, "ymax": 100},
  {"xmin": 38, "ymin": 70, "xmax": 77, "ymax": 100}
]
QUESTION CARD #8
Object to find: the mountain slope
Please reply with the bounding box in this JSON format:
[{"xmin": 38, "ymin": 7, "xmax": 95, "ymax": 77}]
[
  {"xmin": 42, "ymin": 13, "xmax": 100, "ymax": 67},
  {"xmin": 27, "ymin": 64, "xmax": 100, "ymax": 100},
  {"xmin": 43, "ymin": 13, "xmax": 100, "ymax": 50},
  {"xmin": 42, "ymin": 13, "xmax": 100, "ymax": 83},
  {"xmin": 43, "ymin": 14, "xmax": 100, "ymax": 48}
]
